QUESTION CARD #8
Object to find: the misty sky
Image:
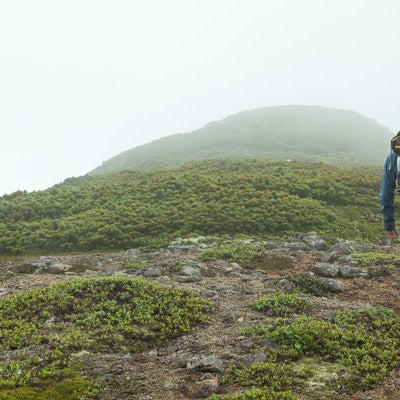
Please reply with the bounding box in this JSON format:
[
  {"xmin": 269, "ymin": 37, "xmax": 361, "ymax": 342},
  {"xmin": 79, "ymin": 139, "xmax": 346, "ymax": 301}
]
[{"xmin": 1, "ymin": 0, "xmax": 399, "ymax": 195}]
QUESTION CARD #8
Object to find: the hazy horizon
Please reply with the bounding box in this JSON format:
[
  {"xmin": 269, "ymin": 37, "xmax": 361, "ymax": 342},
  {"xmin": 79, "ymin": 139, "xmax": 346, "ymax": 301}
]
[{"xmin": 1, "ymin": 0, "xmax": 399, "ymax": 195}]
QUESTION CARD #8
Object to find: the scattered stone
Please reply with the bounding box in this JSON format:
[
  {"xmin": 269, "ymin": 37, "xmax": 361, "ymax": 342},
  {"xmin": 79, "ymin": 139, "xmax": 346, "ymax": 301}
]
[
  {"xmin": 39, "ymin": 256, "xmax": 58, "ymax": 266},
  {"xmin": 143, "ymin": 268, "xmax": 161, "ymax": 278},
  {"xmin": 320, "ymin": 278, "xmax": 345, "ymax": 293},
  {"xmin": 354, "ymin": 277, "xmax": 366, "ymax": 287},
  {"xmin": 162, "ymin": 380, "xmax": 174, "ymax": 391},
  {"xmin": 237, "ymin": 352, "xmax": 267, "ymax": 365},
  {"xmin": 181, "ymin": 265, "xmax": 201, "ymax": 277},
  {"xmin": 175, "ymin": 275, "xmax": 202, "ymax": 283},
  {"xmin": 14, "ymin": 260, "xmax": 46, "ymax": 274},
  {"xmin": 264, "ymin": 241, "xmax": 284, "ymax": 250},
  {"xmin": 276, "ymin": 279, "xmax": 295, "ymax": 291},
  {"xmin": 222, "ymin": 311, "xmax": 241, "ymax": 323},
  {"xmin": 322, "ymin": 242, "xmax": 354, "ymax": 263},
  {"xmin": 191, "ymin": 378, "xmax": 219, "ymax": 398},
  {"xmin": 168, "ymin": 244, "xmax": 198, "ymax": 254},
  {"xmin": 124, "ymin": 248, "xmax": 142, "ymax": 261},
  {"xmin": 320, "ymin": 311, "xmax": 336, "ymax": 321},
  {"xmin": 300, "ymin": 232, "xmax": 328, "ymax": 250},
  {"xmin": 339, "ymin": 266, "xmax": 369, "ymax": 279},
  {"xmin": 313, "ymin": 262, "xmax": 340, "ymax": 278},
  {"xmin": 229, "ymin": 262, "xmax": 242, "ymax": 270},
  {"xmin": 83, "ymin": 269, "xmax": 98, "ymax": 276},
  {"xmin": 46, "ymin": 263, "xmax": 74, "ymax": 274},
  {"xmin": 186, "ymin": 355, "xmax": 224, "ymax": 374}
]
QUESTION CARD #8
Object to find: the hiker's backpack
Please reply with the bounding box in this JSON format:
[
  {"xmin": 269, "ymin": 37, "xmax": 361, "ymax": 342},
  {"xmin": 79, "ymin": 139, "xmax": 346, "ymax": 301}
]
[{"xmin": 391, "ymin": 134, "xmax": 400, "ymax": 193}]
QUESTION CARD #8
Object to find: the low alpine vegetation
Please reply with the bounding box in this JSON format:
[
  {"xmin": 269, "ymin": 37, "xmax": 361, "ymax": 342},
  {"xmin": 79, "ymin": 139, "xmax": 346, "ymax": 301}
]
[
  {"xmin": 351, "ymin": 251, "xmax": 400, "ymax": 266},
  {"xmin": 251, "ymin": 293, "xmax": 312, "ymax": 317},
  {"xmin": 0, "ymin": 159, "xmax": 382, "ymax": 255},
  {"xmin": 216, "ymin": 299, "xmax": 400, "ymax": 399},
  {"xmin": 0, "ymin": 277, "xmax": 213, "ymax": 399}
]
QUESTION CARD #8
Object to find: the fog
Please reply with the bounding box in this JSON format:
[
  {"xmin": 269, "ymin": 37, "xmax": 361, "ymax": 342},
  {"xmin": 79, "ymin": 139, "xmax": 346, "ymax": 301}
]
[{"xmin": 0, "ymin": 0, "xmax": 399, "ymax": 194}]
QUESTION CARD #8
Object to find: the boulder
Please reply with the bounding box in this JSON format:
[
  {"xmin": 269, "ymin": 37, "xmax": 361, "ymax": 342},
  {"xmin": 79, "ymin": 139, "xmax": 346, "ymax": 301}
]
[
  {"xmin": 339, "ymin": 266, "xmax": 369, "ymax": 279},
  {"xmin": 186, "ymin": 355, "xmax": 224, "ymax": 374},
  {"xmin": 300, "ymin": 232, "xmax": 328, "ymax": 250},
  {"xmin": 313, "ymin": 262, "xmax": 340, "ymax": 278},
  {"xmin": 320, "ymin": 278, "xmax": 345, "ymax": 293}
]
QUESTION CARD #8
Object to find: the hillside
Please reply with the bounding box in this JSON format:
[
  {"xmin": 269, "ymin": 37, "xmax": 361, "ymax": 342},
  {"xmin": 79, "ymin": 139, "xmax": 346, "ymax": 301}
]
[
  {"xmin": 90, "ymin": 105, "xmax": 392, "ymax": 175},
  {"xmin": 0, "ymin": 160, "xmax": 384, "ymax": 255},
  {"xmin": 1, "ymin": 234, "xmax": 400, "ymax": 399}
]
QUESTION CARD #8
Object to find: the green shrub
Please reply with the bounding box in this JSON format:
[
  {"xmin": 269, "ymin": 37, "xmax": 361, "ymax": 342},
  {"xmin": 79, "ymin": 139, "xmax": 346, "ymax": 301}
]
[
  {"xmin": 351, "ymin": 252, "xmax": 399, "ymax": 266},
  {"xmin": 0, "ymin": 160, "xmax": 383, "ymax": 255},
  {"xmin": 285, "ymin": 272, "xmax": 327, "ymax": 297},
  {"xmin": 209, "ymin": 389, "xmax": 300, "ymax": 400},
  {"xmin": 251, "ymin": 293, "xmax": 312, "ymax": 317},
  {"xmin": 221, "ymin": 306, "xmax": 400, "ymax": 398},
  {"xmin": 0, "ymin": 277, "xmax": 213, "ymax": 397}
]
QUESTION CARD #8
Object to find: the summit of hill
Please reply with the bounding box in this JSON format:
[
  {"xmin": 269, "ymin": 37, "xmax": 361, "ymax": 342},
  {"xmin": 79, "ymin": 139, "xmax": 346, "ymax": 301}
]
[{"xmin": 90, "ymin": 105, "xmax": 392, "ymax": 175}]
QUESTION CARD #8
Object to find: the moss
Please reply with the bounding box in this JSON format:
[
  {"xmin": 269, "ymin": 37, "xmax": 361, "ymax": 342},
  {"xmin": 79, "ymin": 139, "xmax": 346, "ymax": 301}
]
[{"xmin": 0, "ymin": 369, "xmax": 98, "ymax": 400}]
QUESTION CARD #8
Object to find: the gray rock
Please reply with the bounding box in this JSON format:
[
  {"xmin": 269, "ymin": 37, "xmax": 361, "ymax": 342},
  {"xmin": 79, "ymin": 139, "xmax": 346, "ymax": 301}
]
[
  {"xmin": 320, "ymin": 311, "xmax": 337, "ymax": 320},
  {"xmin": 181, "ymin": 265, "xmax": 201, "ymax": 278},
  {"xmin": 143, "ymin": 268, "xmax": 161, "ymax": 278},
  {"xmin": 323, "ymin": 241, "xmax": 354, "ymax": 262},
  {"xmin": 46, "ymin": 263, "xmax": 74, "ymax": 274},
  {"xmin": 124, "ymin": 249, "xmax": 141, "ymax": 261},
  {"xmin": 168, "ymin": 244, "xmax": 198, "ymax": 254},
  {"xmin": 313, "ymin": 262, "xmax": 340, "ymax": 278},
  {"xmin": 329, "ymin": 242, "xmax": 354, "ymax": 255},
  {"xmin": 186, "ymin": 355, "xmax": 224, "ymax": 374},
  {"xmin": 174, "ymin": 275, "xmax": 202, "ymax": 283},
  {"xmin": 276, "ymin": 279, "xmax": 295, "ymax": 291},
  {"xmin": 354, "ymin": 277, "xmax": 367, "ymax": 287},
  {"xmin": 300, "ymin": 232, "xmax": 328, "ymax": 250},
  {"xmin": 237, "ymin": 352, "xmax": 267, "ymax": 365},
  {"xmin": 175, "ymin": 266, "xmax": 202, "ymax": 282},
  {"xmin": 264, "ymin": 241, "xmax": 284, "ymax": 250},
  {"xmin": 320, "ymin": 278, "xmax": 345, "ymax": 293},
  {"xmin": 222, "ymin": 311, "xmax": 241, "ymax": 323},
  {"xmin": 14, "ymin": 260, "xmax": 46, "ymax": 274},
  {"xmin": 83, "ymin": 269, "xmax": 98, "ymax": 276},
  {"xmin": 39, "ymin": 256, "xmax": 58, "ymax": 266},
  {"xmin": 190, "ymin": 378, "xmax": 219, "ymax": 398},
  {"xmin": 162, "ymin": 380, "xmax": 174, "ymax": 391},
  {"xmin": 339, "ymin": 265, "xmax": 369, "ymax": 279},
  {"xmin": 288, "ymin": 241, "xmax": 309, "ymax": 251}
]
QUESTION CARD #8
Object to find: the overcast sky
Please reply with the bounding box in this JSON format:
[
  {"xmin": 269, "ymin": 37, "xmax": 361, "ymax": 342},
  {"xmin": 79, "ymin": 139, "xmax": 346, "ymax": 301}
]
[{"xmin": 0, "ymin": 0, "xmax": 399, "ymax": 194}]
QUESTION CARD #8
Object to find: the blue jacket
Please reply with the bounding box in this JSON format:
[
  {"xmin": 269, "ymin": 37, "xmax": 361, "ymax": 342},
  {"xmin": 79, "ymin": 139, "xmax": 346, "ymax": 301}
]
[{"xmin": 380, "ymin": 151, "xmax": 398, "ymax": 231}]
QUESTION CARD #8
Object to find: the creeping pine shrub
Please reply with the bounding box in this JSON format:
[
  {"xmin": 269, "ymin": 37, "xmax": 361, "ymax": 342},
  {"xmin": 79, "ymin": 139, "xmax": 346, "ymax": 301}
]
[
  {"xmin": 351, "ymin": 252, "xmax": 399, "ymax": 266},
  {"xmin": 227, "ymin": 306, "xmax": 400, "ymax": 398},
  {"xmin": 0, "ymin": 277, "xmax": 213, "ymax": 398},
  {"xmin": 251, "ymin": 293, "xmax": 312, "ymax": 317},
  {"xmin": 201, "ymin": 241, "xmax": 265, "ymax": 264},
  {"xmin": 209, "ymin": 389, "xmax": 301, "ymax": 400},
  {"xmin": 285, "ymin": 272, "xmax": 327, "ymax": 297}
]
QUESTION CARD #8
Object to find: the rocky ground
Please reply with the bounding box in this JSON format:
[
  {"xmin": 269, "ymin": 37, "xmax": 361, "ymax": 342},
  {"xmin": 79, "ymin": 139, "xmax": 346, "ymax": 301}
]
[{"xmin": 1, "ymin": 233, "xmax": 400, "ymax": 400}]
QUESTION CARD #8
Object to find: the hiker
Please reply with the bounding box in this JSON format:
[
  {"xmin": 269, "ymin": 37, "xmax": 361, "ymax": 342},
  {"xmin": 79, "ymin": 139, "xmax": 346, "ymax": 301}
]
[{"xmin": 380, "ymin": 132, "xmax": 400, "ymax": 239}]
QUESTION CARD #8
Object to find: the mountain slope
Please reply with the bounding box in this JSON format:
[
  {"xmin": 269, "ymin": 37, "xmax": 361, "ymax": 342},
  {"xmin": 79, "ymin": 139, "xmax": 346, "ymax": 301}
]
[
  {"xmin": 0, "ymin": 160, "xmax": 382, "ymax": 254},
  {"xmin": 90, "ymin": 105, "xmax": 392, "ymax": 175}
]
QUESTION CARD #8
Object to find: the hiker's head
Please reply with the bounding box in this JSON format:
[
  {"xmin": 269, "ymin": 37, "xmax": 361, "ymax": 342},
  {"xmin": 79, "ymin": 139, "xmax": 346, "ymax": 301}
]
[{"xmin": 391, "ymin": 133, "xmax": 400, "ymax": 155}]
